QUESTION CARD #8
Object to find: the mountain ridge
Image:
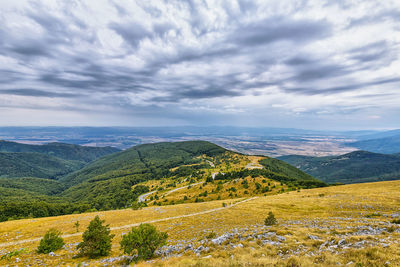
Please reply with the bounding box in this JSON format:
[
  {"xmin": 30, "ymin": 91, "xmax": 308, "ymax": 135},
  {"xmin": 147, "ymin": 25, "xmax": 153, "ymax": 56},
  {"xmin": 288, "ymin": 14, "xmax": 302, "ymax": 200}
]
[{"xmin": 278, "ymin": 150, "xmax": 400, "ymax": 184}]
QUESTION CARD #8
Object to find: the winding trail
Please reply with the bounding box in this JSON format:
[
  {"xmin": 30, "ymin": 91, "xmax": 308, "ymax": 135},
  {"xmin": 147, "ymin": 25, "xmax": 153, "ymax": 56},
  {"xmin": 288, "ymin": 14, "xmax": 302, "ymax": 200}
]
[
  {"xmin": 137, "ymin": 190, "xmax": 157, "ymax": 202},
  {"xmin": 0, "ymin": 197, "xmax": 258, "ymax": 248}
]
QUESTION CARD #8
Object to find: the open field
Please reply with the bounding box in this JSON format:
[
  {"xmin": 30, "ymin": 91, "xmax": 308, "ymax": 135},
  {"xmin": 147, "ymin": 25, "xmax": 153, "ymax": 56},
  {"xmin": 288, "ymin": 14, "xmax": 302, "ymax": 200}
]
[{"xmin": 1, "ymin": 180, "xmax": 399, "ymax": 266}]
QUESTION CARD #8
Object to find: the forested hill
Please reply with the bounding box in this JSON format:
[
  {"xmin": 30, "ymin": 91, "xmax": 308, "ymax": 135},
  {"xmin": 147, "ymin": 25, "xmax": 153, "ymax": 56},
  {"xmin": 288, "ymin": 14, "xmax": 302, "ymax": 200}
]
[
  {"xmin": 60, "ymin": 140, "xmax": 227, "ymax": 186},
  {"xmin": 0, "ymin": 152, "xmax": 84, "ymax": 179},
  {"xmin": 0, "ymin": 140, "xmax": 120, "ymax": 162},
  {"xmin": 278, "ymin": 150, "xmax": 400, "ymax": 184}
]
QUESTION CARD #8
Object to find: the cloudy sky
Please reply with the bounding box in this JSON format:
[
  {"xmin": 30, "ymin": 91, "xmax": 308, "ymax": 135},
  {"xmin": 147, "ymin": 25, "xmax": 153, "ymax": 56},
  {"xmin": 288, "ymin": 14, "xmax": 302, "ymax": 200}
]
[{"xmin": 1, "ymin": 0, "xmax": 399, "ymax": 129}]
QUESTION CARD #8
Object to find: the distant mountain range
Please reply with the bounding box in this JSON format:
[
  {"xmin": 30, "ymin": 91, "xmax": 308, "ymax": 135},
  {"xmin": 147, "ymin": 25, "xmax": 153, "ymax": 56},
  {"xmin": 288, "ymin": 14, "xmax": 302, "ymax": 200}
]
[
  {"xmin": 347, "ymin": 134, "xmax": 400, "ymax": 154},
  {"xmin": 0, "ymin": 140, "xmax": 120, "ymax": 162},
  {"xmin": 278, "ymin": 150, "xmax": 400, "ymax": 184}
]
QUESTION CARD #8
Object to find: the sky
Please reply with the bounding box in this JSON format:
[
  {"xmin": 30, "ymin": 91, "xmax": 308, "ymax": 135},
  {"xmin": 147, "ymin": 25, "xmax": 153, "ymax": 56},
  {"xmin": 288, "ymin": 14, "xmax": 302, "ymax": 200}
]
[{"xmin": 0, "ymin": 0, "xmax": 399, "ymax": 130}]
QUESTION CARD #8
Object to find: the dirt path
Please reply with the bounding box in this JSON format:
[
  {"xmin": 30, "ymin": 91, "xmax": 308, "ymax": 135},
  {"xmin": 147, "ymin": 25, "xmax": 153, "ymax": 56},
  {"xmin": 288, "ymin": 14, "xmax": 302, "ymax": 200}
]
[
  {"xmin": 137, "ymin": 190, "xmax": 157, "ymax": 202},
  {"xmin": 0, "ymin": 197, "xmax": 258, "ymax": 248},
  {"xmin": 163, "ymin": 182, "xmax": 203, "ymax": 196}
]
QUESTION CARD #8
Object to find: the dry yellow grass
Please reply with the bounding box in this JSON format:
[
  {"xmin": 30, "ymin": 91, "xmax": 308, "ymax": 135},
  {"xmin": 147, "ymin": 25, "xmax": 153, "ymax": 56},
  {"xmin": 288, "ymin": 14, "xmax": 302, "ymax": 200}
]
[{"xmin": 1, "ymin": 180, "xmax": 400, "ymax": 266}]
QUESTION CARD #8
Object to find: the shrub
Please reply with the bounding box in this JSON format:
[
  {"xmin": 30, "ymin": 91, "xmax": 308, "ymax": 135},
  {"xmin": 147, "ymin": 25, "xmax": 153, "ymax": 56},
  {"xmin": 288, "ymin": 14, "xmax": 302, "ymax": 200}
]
[
  {"xmin": 76, "ymin": 216, "xmax": 114, "ymax": 258},
  {"xmin": 206, "ymin": 231, "xmax": 217, "ymax": 239},
  {"xmin": 262, "ymin": 186, "xmax": 270, "ymax": 193},
  {"xmin": 255, "ymin": 182, "xmax": 261, "ymax": 190},
  {"xmin": 37, "ymin": 229, "xmax": 65, "ymax": 254},
  {"xmin": 391, "ymin": 219, "xmax": 400, "ymax": 224},
  {"xmin": 131, "ymin": 201, "xmax": 146, "ymax": 210},
  {"xmin": 120, "ymin": 224, "xmax": 168, "ymax": 261},
  {"xmin": 264, "ymin": 211, "xmax": 277, "ymax": 226},
  {"xmin": 74, "ymin": 221, "xmax": 80, "ymax": 233},
  {"xmin": 1, "ymin": 248, "xmax": 28, "ymax": 260}
]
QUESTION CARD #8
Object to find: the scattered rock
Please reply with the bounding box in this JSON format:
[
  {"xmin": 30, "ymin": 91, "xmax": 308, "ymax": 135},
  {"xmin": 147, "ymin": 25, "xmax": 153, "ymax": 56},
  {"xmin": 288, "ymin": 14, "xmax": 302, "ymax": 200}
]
[{"xmin": 308, "ymin": 235, "xmax": 321, "ymax": 240}]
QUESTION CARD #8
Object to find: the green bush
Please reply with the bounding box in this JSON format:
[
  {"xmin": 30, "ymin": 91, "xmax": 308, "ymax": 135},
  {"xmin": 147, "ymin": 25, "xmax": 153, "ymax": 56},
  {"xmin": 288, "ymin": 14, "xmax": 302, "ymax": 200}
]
[
  {"xmin": 206, "ymin": 231, "xmax": 217, "ymax": 239},
  {"xmin": 392, "ymin": 219, "xmax": 400, "ymax": 224},
  {"xmin": 37, "ymin": 229, "xmax": 65, "ymax": 254},
  {"xmin": 131, "ymin": 201, "xmax": 146, "ymax": 210},
  {"xmin": 76, "ymin": 216, "xmax": 114, "ymax": 258},
  {"xmin": 120, "ymin": 223, "xmax": 168, "ymax": 261},
  {"xmin": 264, "ymin": 211, "xmax": 277, "ymax": 226}
]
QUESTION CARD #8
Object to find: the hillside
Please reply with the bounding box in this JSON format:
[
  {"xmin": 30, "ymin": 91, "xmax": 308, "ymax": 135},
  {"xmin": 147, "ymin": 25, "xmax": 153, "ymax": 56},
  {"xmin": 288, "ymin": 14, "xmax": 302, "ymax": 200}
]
[
  {"xmin": 0, "ymin": 180, "xmax": 399, "ymax": 266},
  {"xmin": 348, "ymin": 134, "xmax": 400, "ymax": 154},
  {"xmin": 60, "ymin": 141, "xmax": 322, "ymax": 210},
  {"xmin": 0, "ymin": 177, "xmax": 65, "ymax": 195},
  {"xmin": 278, "ymin": 150, "xmax": 400, "ymax": 184},
  {"xmin": 0, "ymin": 140, "xmax": 120, "ymax": 162},
  {"xmin": 0, "ymin": 140, "xmax": 323, "ymax": 221},
  {"xmin": 0, "ymin": 152, "xmax": 84, "ymax": 179}
]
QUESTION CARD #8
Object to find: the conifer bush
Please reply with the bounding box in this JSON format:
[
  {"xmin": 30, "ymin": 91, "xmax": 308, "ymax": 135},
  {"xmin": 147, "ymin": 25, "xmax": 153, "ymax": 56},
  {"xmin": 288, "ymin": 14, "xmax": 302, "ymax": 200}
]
[
  {"xmin": 37, "ymin": 229, "xmax": 64, "ymax": 254},
  {"xmin": 76, "ymin": 216, "xmax": 114, "ymax": 258},
  {"xmin": 264, "ymin": 211, "xmax": 277, "ymax": 226}
]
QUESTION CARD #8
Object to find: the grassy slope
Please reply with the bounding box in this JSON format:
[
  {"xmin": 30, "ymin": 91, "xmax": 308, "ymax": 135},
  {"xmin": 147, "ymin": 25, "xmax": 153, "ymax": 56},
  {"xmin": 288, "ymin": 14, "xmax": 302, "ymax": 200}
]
[
  {"xmin": 0, "ymin": 152, "xmax": 84, "ymax": 179},
  {"xmin": 279, "ymin": 151, "xmax": 400, "ymax": 184},
  {"xmin": 1, "ymin": 180, "xmax": 399, "ymax": 266}
]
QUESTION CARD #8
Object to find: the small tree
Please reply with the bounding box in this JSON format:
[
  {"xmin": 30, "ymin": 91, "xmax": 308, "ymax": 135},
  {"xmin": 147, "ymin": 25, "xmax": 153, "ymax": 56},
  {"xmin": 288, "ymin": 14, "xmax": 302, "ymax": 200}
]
[
  {"xmin": 76, "ymin": 216, "xmax": 114, "ymax": 258},
  {"xmin": 264, "ymin": 211, "xmax": 277, "ymax": 226},
  {"xmin": 37, "ymin": 229, "xmax": 64, "ymax": 254},
  {"xmin": 120, "ymin": 223, "xmax": 168, "ymax": 261},
  {"xmin": 74, "ymin": 221, "xmax": 80, "ymax": 233}
]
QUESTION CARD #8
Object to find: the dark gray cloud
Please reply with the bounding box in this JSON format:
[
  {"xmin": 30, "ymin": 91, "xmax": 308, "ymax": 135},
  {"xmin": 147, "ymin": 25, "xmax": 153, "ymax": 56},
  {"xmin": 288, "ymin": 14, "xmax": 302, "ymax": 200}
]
[
  {"xmin": 285, "ymin": 77, "xmax": 400, "ymax": 95},
  {"xmin": 109, "ymin": 22, "xmax": 152, "ymax": 49},
  {"xmin": 292, "ymin": 64, "xmax": 349, "ymax": 82},
  {"xmin": 230, "ymin": 17, "xmax": 332, "ymax": 47},
  {"xmin": 0, "ymin": 88, "xmax": 80, "ymax": 98},
  {"xmin": 348, "ymin": 9, "xmax": 400, "ymax": 28},
  {"xmin": 285, "ymin": 56, "xmax": 315, "ymax": 66}
]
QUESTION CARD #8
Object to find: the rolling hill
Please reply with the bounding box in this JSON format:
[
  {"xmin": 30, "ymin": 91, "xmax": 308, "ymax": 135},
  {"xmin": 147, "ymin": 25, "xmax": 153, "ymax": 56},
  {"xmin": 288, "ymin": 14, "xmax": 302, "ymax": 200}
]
[
  {"xmin": 0, "ymin": 140, "xmax": 324, "ymax": 222},
  {"xmin": 278, "ymin": 150, "xmax": 400, "ymax": 184}
]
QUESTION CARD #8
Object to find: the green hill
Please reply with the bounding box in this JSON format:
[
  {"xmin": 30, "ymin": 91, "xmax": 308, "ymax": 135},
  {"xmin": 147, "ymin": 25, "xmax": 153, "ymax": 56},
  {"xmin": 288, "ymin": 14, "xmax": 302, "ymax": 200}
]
[
  {"xmin": 278, "ymin": 150, "xmax": 400, "ymax": 184},
  {"xmin": 0, "ymin": 152, "xmax": 84, "ymax": 179},
  {"xmin": 60, "ymin": 141, "xmax": 227, "ymax": 209},
  {"xmin": 0, "ymin": 140, "xmax": 120, "ymax": 162},
  {"xmin": 259, "ymin": 157, "xmax": 316, "ymax": 181}
]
